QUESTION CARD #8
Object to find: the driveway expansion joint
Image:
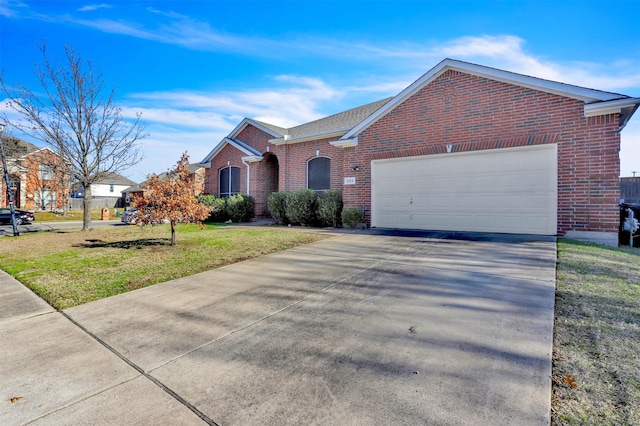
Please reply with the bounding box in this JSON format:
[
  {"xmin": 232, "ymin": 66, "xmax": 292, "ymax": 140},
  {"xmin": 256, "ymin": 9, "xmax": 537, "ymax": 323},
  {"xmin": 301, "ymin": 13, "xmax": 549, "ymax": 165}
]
[{"xmin": 60, "ymin": 311, "xmax": 218, "ymax": 426}]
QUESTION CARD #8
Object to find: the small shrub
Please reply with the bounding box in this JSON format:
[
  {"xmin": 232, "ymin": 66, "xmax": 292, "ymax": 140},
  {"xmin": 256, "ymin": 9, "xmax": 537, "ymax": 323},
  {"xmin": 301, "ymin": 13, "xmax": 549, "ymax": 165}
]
[
  {"xmin": 286, "ymin": 189, "xmax": 319, "ymax": 226},
  {"xmin": 198, "ymin": 195, "xmax": 229, "ymax": 222},
  {"xmin": 318, "ymin": 189, "xmax": 343, "ymax": 227},
  {"xmin": 342, "ymin": 208, "xmax": 364, "ymax": 229},
  {"xmin": 226, "ymin": 194, "xmax": 255, "ymax": 223},
  {"xmin": 268, "ymin": 191, "xmax": 289, "ymax": 224}
]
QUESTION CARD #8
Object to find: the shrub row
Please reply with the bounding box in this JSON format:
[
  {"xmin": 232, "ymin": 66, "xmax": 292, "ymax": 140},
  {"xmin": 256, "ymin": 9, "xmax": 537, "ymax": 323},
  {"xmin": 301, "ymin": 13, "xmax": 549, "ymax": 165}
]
[
  {"xmin": 341, "ymin": 208, "xmax": 364, "ymax": 229},
  {"xmin": 197, "ymin": 194, "xmax": 255, "ymax": 223},
  {"xmin": 268, "ymin": 189, "xmax": 343, "ymax": 227}
]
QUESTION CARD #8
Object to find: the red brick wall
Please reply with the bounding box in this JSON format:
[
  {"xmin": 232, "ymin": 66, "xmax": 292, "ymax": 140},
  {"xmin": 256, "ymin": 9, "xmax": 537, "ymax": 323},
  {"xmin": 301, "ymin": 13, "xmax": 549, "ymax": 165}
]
[
  {"xmin": 252, "ymin": 153, "xmax": 279, "ymax": 216},
  {"xmin": 271, "ymin": 137, "xmax": 345, "ymax": 193},
  {"xmin": 205, "ymin": 71, "xmax": 622, "ymax": 234},
  {"xmin": 204, "ymin": 144, "xmax": 247, "ymax": 196},
  {"xmin": 345, "ymin": 70, "xmax": 621, "ymax": 234},
  {"xmin": 236, "ymin": 125, "xmax": 272, "ymax": 153},
  {"xmin": 203, "ymin": 127, "xmax": 280, "ymax": 217},
  {"xmin": 20, "ymin": 150, "xmax": 68, "ymax": 210}
]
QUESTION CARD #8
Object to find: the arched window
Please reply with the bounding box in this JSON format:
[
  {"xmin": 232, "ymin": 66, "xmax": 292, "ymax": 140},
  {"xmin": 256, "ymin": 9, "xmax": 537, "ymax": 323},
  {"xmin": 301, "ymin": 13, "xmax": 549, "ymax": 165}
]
[
  {"xmin": 39, "ymin": 164, "xmax": 53, "ymax": 180},
  {"xmin": 37, "ymin": 185, "xmax": 54, "ymax": 209},
  {"xmin": 219, "ymin": 166, "xmax": 240, "ymax": 197},
  {"xmin": 307, "ymin": 157, "xmax": 330, "ymax": 191}
]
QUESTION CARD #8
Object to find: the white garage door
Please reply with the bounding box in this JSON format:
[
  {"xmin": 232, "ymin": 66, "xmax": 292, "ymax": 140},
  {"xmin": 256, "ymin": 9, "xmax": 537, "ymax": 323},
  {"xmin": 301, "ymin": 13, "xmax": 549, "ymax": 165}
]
[{"xmin": 371, "ymin": 145, "xmax": 557, "ymax": 235}]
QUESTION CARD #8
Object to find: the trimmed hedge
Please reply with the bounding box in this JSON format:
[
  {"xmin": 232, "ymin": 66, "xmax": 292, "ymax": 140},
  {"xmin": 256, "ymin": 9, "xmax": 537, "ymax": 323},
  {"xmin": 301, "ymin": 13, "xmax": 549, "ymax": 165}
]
[
  {"xmin": 267, "ymin": 191, "xmax": 289, "ymax": 225},
  {"xmin": 268, "ymin": 189, "xmax": 343, "ymax": 227},
  {"xmin": 341, "ymin": 208, "xmax": 364, "ymax": 229},
  {"xmin": 197, "ymin": 194, "xmax": 255, "ymax": 223},
  {"xmin": 227, "ymin": 194, "xmax": 255, "ymax": 223},
  {"xmin": 318, "ymin": 189, "xmax": 343, "ymax": 227},
  {"xmin": 286, "ymin": 189, "xmax": 319, "ymax": 226}
]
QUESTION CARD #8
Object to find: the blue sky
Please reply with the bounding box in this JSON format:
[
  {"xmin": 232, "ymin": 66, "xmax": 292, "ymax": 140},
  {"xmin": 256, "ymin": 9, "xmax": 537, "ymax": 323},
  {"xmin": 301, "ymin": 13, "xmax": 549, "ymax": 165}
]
[{"xmin": 1, "ymin": 0, "xmax": 639, "ymax": 182}]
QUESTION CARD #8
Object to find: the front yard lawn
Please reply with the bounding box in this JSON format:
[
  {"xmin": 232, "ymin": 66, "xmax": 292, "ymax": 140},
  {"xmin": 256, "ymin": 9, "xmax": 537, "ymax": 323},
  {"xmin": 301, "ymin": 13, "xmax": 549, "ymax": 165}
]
[
  {"xmin": 0, "ymin": 224, "xmax": 326, "ymax": 310},
  {"xmin": 553, "ymin": 239, "xmax": 639, "ymax": 425}
]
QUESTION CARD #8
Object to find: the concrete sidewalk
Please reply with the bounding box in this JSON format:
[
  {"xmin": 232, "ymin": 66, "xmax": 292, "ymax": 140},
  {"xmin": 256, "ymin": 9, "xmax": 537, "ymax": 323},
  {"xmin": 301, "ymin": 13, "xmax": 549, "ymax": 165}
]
[{"xmin": 1, "ymin": 231, "xmax": 557, "ymax": 425}]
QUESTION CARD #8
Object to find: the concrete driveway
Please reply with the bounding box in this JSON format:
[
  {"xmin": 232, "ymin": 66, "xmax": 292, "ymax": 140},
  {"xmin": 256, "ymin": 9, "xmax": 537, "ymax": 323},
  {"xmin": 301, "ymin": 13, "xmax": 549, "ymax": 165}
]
[{"xmin": 1, "ymin": 230, "xmax": 556, "ymax": 425}]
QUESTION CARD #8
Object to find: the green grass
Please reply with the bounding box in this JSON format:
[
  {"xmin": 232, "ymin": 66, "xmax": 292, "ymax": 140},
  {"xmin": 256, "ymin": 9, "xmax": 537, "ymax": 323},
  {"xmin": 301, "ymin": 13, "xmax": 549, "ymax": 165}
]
[
  {"xmin": 552, "ymin": 239, "xmax": 640, "ymax": 425},
  {"xmin": 33, "ymin": 209, "xmax": 122, "ymax": 222},
  {"xmin": 0, "ymin": 224, "xmax": 326, "ymax": 310}
]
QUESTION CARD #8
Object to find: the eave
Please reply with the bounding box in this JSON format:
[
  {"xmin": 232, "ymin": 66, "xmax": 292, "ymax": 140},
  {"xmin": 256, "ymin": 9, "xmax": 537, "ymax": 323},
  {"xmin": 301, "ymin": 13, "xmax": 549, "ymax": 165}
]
[
  {"xmin": 329, "ymin": 137, "xmax": 358, "ymax": 148},
  {"xmin": 340, "ymin": 58, "xmax": 633, "ymax": 142},
  {"xmin": 584, "ymin": 97, "xmax": 640, "ymax": 130},
  {"xmin": 269, "ymin": 129, "xmax": 349, "ymax": 146},
  {"xmin": 201, "ymin": 137, "xmax": 262, "ymax": 164},
  {"xmin": 242, "ymin": 155, "xmax": 263, "ymax": 163}
]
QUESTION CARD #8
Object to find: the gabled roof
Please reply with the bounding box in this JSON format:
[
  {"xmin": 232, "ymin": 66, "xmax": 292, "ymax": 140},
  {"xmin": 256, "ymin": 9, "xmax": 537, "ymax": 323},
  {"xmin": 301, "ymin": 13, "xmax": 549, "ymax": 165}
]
[
  {"xmin": 121, "ymin": 184, "xmax": 144, "ymax": 194},
  {"xmin": 228, "ymin": 118, "xmax": 284, "ymax": 139},
  {"xmin": 253, "ymin": 120, "xmax": 287, "ymax": 137},
  {"xmin": 341, "ymin": 58, "xmax": 640, "ymax": 140},
  {"xmin": 1, "ymin": 136, "xmax": 39, "ymax": 158},
  {"xmin": 93, "ymin": 172, "xmax": 138, "ymax": 186},
  {"xmin": 270, "ymin": 98, "xmax": 393, "ymax": 145},
  {"xmin": 201, "ymin": 137, "xmax": 262, "ymax": 164},
  {"xmin": 201, "ymin": 118, "xmax": 280, "ymax": 165},
  {"xmin": 202, "ymin": 58, "xmax": 640, "ymax": 163}
]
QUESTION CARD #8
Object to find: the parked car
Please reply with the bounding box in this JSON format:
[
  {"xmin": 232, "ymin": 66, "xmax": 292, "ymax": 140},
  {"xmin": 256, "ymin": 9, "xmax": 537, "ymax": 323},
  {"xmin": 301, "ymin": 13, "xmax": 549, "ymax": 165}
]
[
  {"xmin": 0, "ymin": 208, "xmax": 36, "ymax": 225},
  {"xmin": 121, "ymin": 209, "xmax": 137, "ymax": 225}
]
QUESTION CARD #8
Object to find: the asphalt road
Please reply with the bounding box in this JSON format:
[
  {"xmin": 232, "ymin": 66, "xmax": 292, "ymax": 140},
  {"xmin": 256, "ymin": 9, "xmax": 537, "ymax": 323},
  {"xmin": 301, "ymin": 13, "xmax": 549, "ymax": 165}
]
[{"xmin": 0, "ymin": 219, "xmax": 124, "ymax": 236}]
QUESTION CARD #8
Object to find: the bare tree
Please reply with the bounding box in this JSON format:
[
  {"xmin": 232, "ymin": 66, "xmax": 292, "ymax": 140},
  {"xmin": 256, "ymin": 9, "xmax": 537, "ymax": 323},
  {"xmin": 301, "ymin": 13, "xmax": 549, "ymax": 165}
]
[
  {"xmin": 131, "ymin": 153, "xmax": 212, "ymax": 246},
  {"xmin": 0, "ymin": 43, "xmax": 146, "ymax": 230}
]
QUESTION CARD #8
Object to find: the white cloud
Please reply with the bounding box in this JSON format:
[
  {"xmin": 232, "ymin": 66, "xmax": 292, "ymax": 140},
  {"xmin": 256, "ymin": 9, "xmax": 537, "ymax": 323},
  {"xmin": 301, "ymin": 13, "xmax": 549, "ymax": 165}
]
[
  {"xmin": 4, "ymin": 0, "xmax": 639, "ymax": 93},
  {"xmin": 78, "ymin": 4, "xmax": 111, "ymax": 12},
  {"xmin": 128, "ymin": 75, "xmax": 340, "ymax": 129},
  {"xmin": 115, "ymin": 75, "xmax": 346, "ymax": 178}
]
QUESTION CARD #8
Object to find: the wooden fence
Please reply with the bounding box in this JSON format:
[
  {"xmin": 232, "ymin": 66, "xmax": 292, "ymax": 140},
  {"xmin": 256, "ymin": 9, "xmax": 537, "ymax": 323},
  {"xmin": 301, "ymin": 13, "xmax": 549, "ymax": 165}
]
[{"xmin": 68, "ymin": 197, "xmax": 124, "ymax": 210}]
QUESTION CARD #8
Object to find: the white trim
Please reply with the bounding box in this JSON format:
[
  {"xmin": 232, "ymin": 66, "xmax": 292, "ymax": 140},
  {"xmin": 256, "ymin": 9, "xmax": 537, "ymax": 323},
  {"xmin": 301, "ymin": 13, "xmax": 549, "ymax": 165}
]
[
  {"xmin": 341, "ymin": 58, "xmax": 633, "ymax": 141},
  {"xmin": 241, "ymin": 154, "xmax": 263, "ymax": 195},
  {"xmin": 201, "ymin": 118, "xmax": 279, "ymax": 164},
  {"xmin": 329, "ymin": 137, "xmax": 358, "ymax": 148},
  {"xmin": 584, "ymin": 98, "xmax": 640, "ymax": 117},
  {"xmin": 201, "ymin": 137, "xmax": 261, "ymax": 164},
  {"xmin": 228, "ymin": 118, "xmax": 283, "ymax": 140},
  {"xmin": 270, "ymin": 129, "xmax": 349, "ymax": 146},
  {"xmin": 218, "ymin": 165, "xmax": 241, "ymax": 197}
]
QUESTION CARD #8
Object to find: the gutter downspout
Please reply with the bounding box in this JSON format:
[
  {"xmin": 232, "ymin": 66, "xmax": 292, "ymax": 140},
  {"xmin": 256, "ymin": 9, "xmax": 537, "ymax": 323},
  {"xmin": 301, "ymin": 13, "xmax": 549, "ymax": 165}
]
[
  {"xmin": 242, "ymin": 158, "xmax": 251, "ymax": 196},
  {"xmin": 241, "ymin": 156, "xmax": 263, "ymax": 196}
]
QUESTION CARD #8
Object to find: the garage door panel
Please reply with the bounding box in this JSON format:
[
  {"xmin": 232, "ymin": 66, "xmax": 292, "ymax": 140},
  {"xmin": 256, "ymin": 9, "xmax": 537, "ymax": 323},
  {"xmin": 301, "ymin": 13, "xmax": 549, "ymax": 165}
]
[{"xmin": 371, "ymin": 145, "xmax": 557, "ymax": 235}]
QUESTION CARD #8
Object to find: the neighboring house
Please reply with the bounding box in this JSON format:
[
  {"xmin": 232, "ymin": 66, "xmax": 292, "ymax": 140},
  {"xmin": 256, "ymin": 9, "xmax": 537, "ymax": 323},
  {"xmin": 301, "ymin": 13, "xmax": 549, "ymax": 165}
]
[
  {"xmin": 72, "ymin": 172, "xmax": 138, "ymax": 199},
  {"xmin": 201, "ymin": 58, "xmax": 640, "ymax": 245},
  {"xmin": 157, "ymin": 163, "xmax": 206, "ymax": 196},
  {"xmin": 121, "ymin": 184, "xmax": 144, "ymax": 207},
  {"xmin": 0, "ymin": 136, "xmax": 68, "ymax": 210},
  {"xmin": 121, "ymin": 163, "xmax": 205, "ymax": 207}
]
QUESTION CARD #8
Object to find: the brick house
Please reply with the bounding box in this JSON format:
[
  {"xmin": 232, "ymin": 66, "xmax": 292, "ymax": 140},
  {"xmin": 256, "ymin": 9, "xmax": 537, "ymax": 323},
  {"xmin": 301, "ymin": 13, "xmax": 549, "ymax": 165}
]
[
  {"xmin": 0, "ymin": 135, "xmax": 68, "ymax": 210},
  {"xmin": 121, "ymin": 164, "xmax": 205, "ymax": 207},
  {"xmin": 201, "ymin": 59, "xmax": 640, "ymax": 244}
]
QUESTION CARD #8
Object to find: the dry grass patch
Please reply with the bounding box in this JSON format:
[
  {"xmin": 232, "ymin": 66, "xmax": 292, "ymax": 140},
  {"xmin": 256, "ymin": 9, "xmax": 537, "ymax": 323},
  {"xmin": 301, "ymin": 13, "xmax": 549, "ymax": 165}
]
[
  {"xmin": 553, "ymin": 239, "xmax": 639, "ymax": 425},
  {"xmin": 0, "ymin": 224, "xmax": 327, "ymax": 310}
]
